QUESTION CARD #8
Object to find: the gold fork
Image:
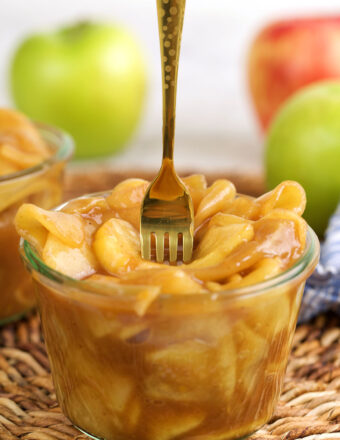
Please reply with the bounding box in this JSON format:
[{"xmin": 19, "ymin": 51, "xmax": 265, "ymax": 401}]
[{"xmin": 140, "ymin": 0, "xmax": 194, "ymax": 264}]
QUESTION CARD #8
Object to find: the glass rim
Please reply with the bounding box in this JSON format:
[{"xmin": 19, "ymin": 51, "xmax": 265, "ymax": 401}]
[
  {"xmin": 20, "ymin": 191, "xmax": 320, "ymax": 303},
  {"xmin": 0, "ymin": 121, "xmax": 74, "ymax": 183}
]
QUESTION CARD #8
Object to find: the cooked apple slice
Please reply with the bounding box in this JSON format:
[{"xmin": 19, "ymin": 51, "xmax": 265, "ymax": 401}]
[
  {"xmin": 189, "ymin": 222, "xmax": 254, "ymax": 268},
  {"xmin": 106, "ymin": 373, "xmax": 135, "ymax": 414},
  {"xmin": 0, "ymin": 108, "xmax": 50, "ymax": 157},
  {"xmin": 241, "ymin": 284, "xmax": 292, "ymax": 338},
  {"xmin": 195, "ymin": 212, "xmax": 252, "ymax": 242},
  {"xmin": 222, "ymin": 195, "xmax": 260, "ymax": 220},
  {"xmin": 86, "ymin": 274, "xmax": 161, "ymax": 317},
  {"xmin": 0, "ymin": 143, "xmax": 45, "ymax": 169},
  {"xmin": 182, "ymin": 174, "xmax": 207, "ymax": 210},
  {"xmin": 63, "ymin": 196, "xmax": 111, "ymax": 216},
  {"xmin": 260, "ymin": 208, "xmax": 307, "ymax": 251},
  {"xmin": 86, "ymin": 273, "xmax": 121, "ymax": 285},
  {"xmin": 64, "ymin": 383, "xmax": 122, "ymax": 439},
  {"xmin": 185, "ymin": 241, "xmax": 264, "ymax": 283},
  {"xmin": 120, "ymin": 267, "xmax": 205, "ymax": 294},
  {"xmin": 93, "ymin": 217, "xmax": 140, "ymax": 275},
  {"xmin": 146, "ymin": 407, "xmax": 205, "ymax": 440},
  {"xmin": 72, "ymin": 198, "xmax": 116, "ymax": 245},
  {"xmin": 216, "ymin": 332, "xmax": 237, "ymax": 402},
  {"xmin": 195, "ymin": 179, "xmax": 236, "ymax": 227},
  {"xmin": 257, "ymin": 180, "xmax": 306, "ymax": 217},
  {"xmin": 232, "ymin": 320, "xmax": 269, "ymax": 393},
  {"xmin": 144, "ymin": 339, "xmax": 221, "ymax": 403},
  {"xmin": 0, "ymin": 174, "xmax": 62, "ymax": 213},
  {"xmin": 123, "ymin": 396, "xmax": 141, "ymax": 433},
  {"xmin": 223, "ymin": 257, "xmax": 282, "ymax": 289},
  {"xmin": 15, "ymin": 203, "xmax": 84, "ymax": 254},
  {"xmin": 77, "ymin": 297, "xmax": 150, "ymax": 340},
  {"xmin": 254, "ymin": 209, "xmax": 307, "ymax": 264},
  {"xmin": 208, "ymin": 212, "xmax": 253, "ymax": 228},
  {"xmin": 106, "ymin": 178, "xmax": 149, "ymax": 230},
  {"xmin": 43, "ymin": 233, "xmax": 97, "ymax": 279},
  {"xmin": 65, "ymin": 372, "xmax": 134, "ymax": 438},
  {"xmin": 85, "ymin": 315, "xmax": 122, "ymax": 339},
  {"xmin": 0, "ymin": 152, "xmax": 22, "ymax": 174}
]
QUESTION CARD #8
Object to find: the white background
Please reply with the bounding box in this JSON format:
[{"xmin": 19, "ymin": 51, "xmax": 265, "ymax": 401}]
[{"xmin": 1, "ymin": 0, "xmax": 340, "ymax": 173}]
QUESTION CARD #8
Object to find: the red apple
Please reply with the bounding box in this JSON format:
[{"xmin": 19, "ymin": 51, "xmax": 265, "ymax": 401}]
[{"xmin": 248, "ymin": 17, "xmax": 340, "ymax": 131}]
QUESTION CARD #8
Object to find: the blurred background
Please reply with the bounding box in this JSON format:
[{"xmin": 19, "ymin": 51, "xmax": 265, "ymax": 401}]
[{"xmin": 1, "ymin": 0, "xmax": 340, "ymax": 174}]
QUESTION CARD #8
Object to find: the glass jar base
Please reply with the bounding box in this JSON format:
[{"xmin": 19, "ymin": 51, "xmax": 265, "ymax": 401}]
[
  {"xmin": 73, "ymin": 424, "xmax": 254, "ymax": 440},
  {"xmin": 74, "ymin": 425, "xmax": 104, "ymax": 440}
]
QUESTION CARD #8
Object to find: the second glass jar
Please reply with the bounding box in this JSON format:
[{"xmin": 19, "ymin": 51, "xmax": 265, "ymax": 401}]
[{"xmin": 0, "ymin": 123, "xmax": 73, "ymax": 324}]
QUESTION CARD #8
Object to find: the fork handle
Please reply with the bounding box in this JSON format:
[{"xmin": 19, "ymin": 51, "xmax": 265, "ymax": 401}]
[{"xmin": 157, "ymin": 0, "xmax": 186, "ymax": 162}]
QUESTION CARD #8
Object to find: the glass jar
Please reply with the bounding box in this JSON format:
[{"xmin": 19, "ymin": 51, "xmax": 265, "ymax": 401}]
[
  {"xmin": 0, "ymin": 123, "xmax": 73, "ymax": 324},
  {"xmin": 20, "ymin": 192, "xmax": 319, "ymax": 440}
]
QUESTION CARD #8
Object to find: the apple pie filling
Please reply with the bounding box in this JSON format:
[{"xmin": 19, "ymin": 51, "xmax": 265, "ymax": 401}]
[
  {"xmin": 0, "ymin": 108, "xmax": 70, "ymax": 321},
  {"xmin": 14, "ymin": 176, "xmax": 319, "ymax": 440}
]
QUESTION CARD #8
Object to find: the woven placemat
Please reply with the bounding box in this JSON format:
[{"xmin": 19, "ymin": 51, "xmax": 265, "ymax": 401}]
[
  {"xmin": 1, "ymin": 169, "xmax": 339, "ymax": 440},
  {"xmin": 0, "ymin": 313, "xmax": 339, "ymax": 440}
]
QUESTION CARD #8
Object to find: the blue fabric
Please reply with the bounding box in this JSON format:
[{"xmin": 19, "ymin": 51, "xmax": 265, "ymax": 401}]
[{"xmin": 299, "ymin": 204, "xmax": 340, "ymax": 322}]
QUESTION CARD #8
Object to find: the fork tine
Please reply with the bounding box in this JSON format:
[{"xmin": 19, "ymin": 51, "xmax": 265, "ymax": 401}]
[
  {"xmin": 141, "ymin": 230, "xmax": 151, "ymax": 260},
  {"xmin": 169, "ymin": 232, "xmax": 178, "ymax": 263},
  {"xmin": 155, "ymin": 232, "xmax": 165, "ymax": 263},
  {"xmin": 182, "ymin": 231, "xmax": 193, "ymax": 263}
]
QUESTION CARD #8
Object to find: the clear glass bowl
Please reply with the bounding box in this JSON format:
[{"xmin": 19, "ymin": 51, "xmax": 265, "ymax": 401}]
[
  {"xmin": 20, "ymin": 192, "xmax": 320, "ymax": 440},
  {"xmin": 0, "ymin": 123, "xmax": 73, "ymax": 324}
]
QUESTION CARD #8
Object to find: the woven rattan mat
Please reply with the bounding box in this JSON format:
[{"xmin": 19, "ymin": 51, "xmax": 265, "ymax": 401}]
[{"xmin": 1, "ymin": 169, "xmax": 340, "ymax": 440}]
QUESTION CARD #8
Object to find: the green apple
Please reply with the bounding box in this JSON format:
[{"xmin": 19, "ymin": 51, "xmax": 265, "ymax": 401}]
[
  {"xmin": 266, "ymin": 81, "xmax": 340, "ymax": 236},
  {"xmin": 10, "ymin": 22, "xmax": 147, "ymax": 159}
]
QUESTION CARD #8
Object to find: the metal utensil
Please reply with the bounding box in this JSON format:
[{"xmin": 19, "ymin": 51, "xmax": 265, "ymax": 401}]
[{"xmin": 140, "ymin": 0, "xmax": 194, "ymax": 263}]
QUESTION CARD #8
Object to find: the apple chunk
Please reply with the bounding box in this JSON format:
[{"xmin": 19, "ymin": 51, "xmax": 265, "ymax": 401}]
[
  {"xmin": 144, "ymin": 340, "xmax": 214, "ymax": 402},
  {"xmin": 93, "ymin": 217, "xmax": 140, "ymax": 274},
  {"xmin": 43, "ymin": 233, "xmax": 97, "ymax": 279},
  {"xmin": 145, "ymin": 407, "xmax": 205, "ymax": 440}
]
